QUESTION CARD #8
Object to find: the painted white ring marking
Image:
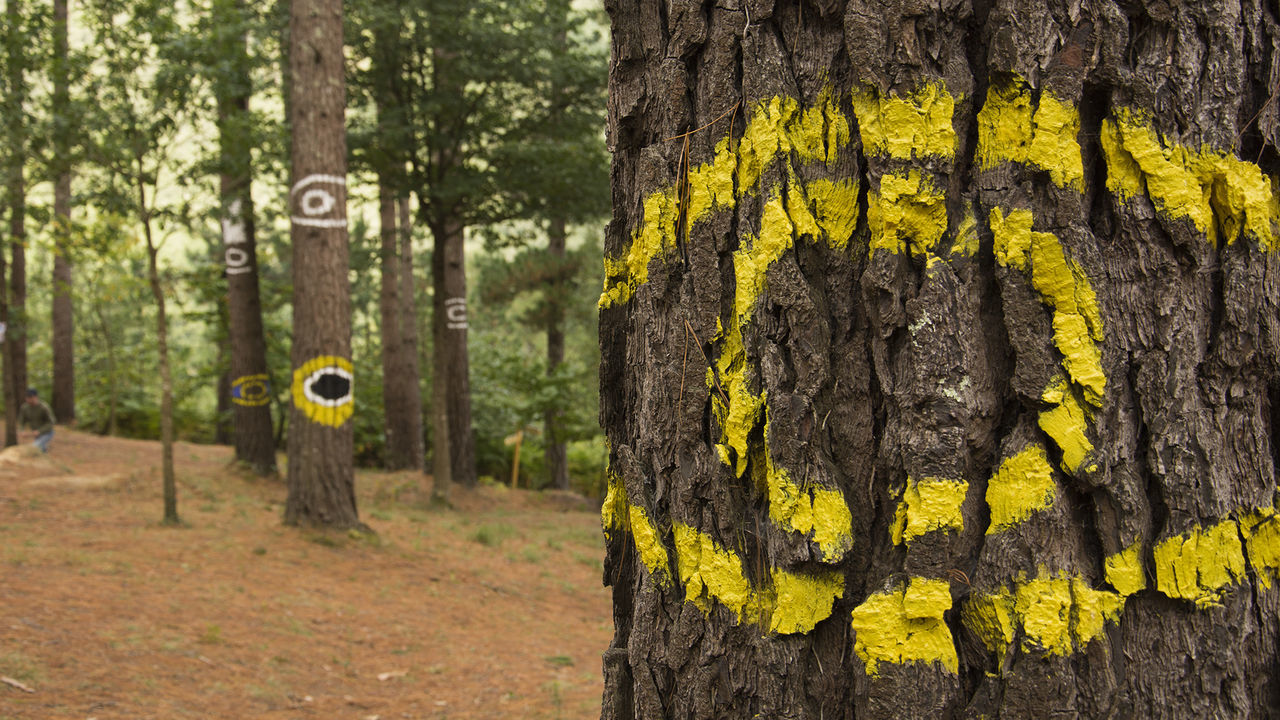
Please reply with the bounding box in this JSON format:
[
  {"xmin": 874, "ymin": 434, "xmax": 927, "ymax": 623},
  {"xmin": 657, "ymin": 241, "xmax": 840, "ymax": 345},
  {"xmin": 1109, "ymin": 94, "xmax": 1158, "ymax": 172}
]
[
  {"xmin": 302, "ymin": 364, "xmax": 354, "ymax": 408},
  {"xmin": 300, "ymin": 188, "xmax": 336, "ymax": 216}
]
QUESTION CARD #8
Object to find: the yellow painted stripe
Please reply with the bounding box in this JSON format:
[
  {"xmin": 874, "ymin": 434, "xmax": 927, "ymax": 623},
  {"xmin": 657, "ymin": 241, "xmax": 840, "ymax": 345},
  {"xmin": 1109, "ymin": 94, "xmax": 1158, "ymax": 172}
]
[
  {"xmin": 892, "ymin": 476, "xmax": 969, "ymax": 545},
  {"xmin": 985, "ymin": 444, "xmax": 1057, "ymax": 534},
  {"xmin": 601, "ymin": 473, "xmax": 672, "ymax": 586},
  {"xmin": 851, "ymin": 81, "xmax": 958, "ymax": 161},
  {"xmin": 867, "ymin": 170, "xmax": 949, "ymax": 258},
  {"xmin": 1152, "ymin": 519, "xmax": 1246, "ymax": 608},
  {"xmin": 963, "ymin": 569, "xmax": 1125, "ymax": 662},
  {"xmin": 976, "ymin": 77, "xmax": 1085, "ymax": 190},
  {"xmin": 850, "ymin": 578, "xmax": 958, "ymax": 675},
  {"xmin": 1101, "ymin": 107, "xmax": 1280, "ymax": 252},
  {"xmin": 600, "ymin": 88, "xmax": 853, "ymax": 309}
]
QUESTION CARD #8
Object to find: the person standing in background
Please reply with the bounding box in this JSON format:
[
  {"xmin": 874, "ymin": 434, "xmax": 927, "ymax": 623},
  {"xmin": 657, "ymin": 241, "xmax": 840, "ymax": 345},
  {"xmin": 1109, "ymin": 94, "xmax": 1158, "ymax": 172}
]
[{"xmin": 19, "ymin": 388, "xmax": 55, "ymax": 453}]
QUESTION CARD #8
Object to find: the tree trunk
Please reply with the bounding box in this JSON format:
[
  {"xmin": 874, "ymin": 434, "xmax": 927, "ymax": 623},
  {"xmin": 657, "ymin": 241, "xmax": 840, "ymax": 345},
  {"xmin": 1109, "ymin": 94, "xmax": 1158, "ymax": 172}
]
[
  {"xmin": 140, "ymin": 188, "xmax": 177, "ymax": 526},
  {"xmin": 216, "ymin": 0, "xmax": 276, "ymax": 475},
  {"xmin": 600, "ymin": 2, "xmax": 1280, "ymax": 718},
  {"xmin": 283, "ymin": 0, "xmax": 360, "ymax": 529},
  {"xmin": 4, "ymin": 0, "xmax": 24, "ymax": 444},
  {"xmin": 545, "ymin": 215, "xmax": 569, "ymax": 491},
  {"xmin": 397, "ymin": 194, "xmax": 424, "ymax": 470},
  {"xmin": 50, "ymin": 0, "xmax": 74, "ymax": 425},
  {"xmin": 379, "ymin": 182, "xmax": 422, "ymax": 470},
  {"xmin": 430, "ymin": 215, "xmax": 476, "ymax": 489}
]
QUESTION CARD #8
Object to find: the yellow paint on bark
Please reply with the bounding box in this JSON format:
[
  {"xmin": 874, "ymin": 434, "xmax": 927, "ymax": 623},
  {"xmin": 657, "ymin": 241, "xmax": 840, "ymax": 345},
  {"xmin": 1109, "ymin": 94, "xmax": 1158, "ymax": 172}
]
[
  {"xmin": 1241, "ymin": 508, "xmax": 1280, "ymax": 589},
  {"xmin": 764, "ymin": 453, "xmax": 855, "ymax": 561},
  {"xmin": 852, "ymin": 82, "xmax": 958, "ymax": 160},
  {"xmin": 892, "ymin": 476, "xmax": 969, "ymax": 544},
  {"xmin": 1103, "ymin": 542, "xmax": 1147, "ymax": 596},
  {"xmin": 849, "ymin": 578, "xmax": 958, "ymax": 675},
  {"xmin": 984, "ymin": 444, "xmax": 1057, "ymax": 533},
  {"xmin": 990, "ymin": 208, "xmax": 1106, "ymax": 407},
  {"xmin": 1038, "ymin": 376, "xmax": 1097, "ymax": 475},
  {"xmin": 964, "ymin": 570, "xmax": 1125, "ymax": 660},
  {"xmin": 628, "ymin": 504, "xmax": 672, "ymax": 587},
  {"xmin": 769, "ymin": 569, "xmax": 845, "ymax": 635},
  {"xmin": 976, "ymin": 78, "xmax": 1084, "ymax": 190},
  {"xmin": 1101, "ymin": 108, "xmax": 1280, "ymax": 251},
  {"xmin": 600, "ymin": 89, "xmax": 855, "ymax": 309},
  {"xmin": 601, "ymin": 471, "xmax": 628, "ymax": 534},
  {"xmin": 867, "ymin": 171, "xmax": 949, "ymax": 258},
  {"xmin": 1152, "ymin": 520, "xmax": 1246, "ymax": 608},
  {"xmin": 950, "ymin": 208, "xmax": 980, "ymax": 257}
]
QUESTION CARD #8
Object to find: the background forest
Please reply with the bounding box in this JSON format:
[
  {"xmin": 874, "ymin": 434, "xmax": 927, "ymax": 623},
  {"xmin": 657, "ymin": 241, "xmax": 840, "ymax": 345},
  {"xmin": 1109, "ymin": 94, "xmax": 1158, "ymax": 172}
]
[{"xmin": 0, "ymin": 0, "xmax": 610, "ymax": 496}]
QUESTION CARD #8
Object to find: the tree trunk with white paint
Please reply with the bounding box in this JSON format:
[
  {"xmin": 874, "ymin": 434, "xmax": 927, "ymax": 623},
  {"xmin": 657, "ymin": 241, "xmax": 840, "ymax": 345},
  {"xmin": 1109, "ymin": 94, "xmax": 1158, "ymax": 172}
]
[
  {"xmin": 600, "ymin": 1, "xmax": 1280, "ymax": 718},
  {"xmin": 430, "ymin": 214, "xmax": 476, "ymax": 490},
  {"xmin": 217, "ymin": 0, "xmax": 276, "ymax": 476},
  {"xmin": 283, "ymin": 0, "xmax": 361, "ymax": 529}
]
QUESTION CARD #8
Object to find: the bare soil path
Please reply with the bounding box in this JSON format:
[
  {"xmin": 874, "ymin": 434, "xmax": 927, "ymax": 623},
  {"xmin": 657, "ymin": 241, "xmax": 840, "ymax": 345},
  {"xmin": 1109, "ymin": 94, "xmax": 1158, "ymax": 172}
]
[{"xmin": 0, "ymin": 428, "xmax": 612, "ymax": 719}]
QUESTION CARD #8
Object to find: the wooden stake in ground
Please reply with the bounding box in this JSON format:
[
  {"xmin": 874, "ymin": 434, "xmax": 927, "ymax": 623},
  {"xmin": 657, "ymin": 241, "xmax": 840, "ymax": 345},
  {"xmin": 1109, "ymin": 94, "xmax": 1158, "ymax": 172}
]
[{"xmin": 283, "ymin": 0, "xmax": 360, "ymax": 529}]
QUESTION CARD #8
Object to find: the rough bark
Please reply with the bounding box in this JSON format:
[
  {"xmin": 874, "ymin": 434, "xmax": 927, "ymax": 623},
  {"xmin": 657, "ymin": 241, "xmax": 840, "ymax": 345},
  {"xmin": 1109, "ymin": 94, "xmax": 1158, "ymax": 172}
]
[
  {"xmin": 217, "ymin": 0, "xmax": 276, "ymax": 475},
  {"xmin": 50, "ymin": 0, "xmax": 74, "ymax": 425},
  {"xmin": 283, "ymin": 0, "xmax": 360, "ymax": 529},
  {"xmin": 600, "ymin": 1, "xmax": 1280, "ymax": 718},
  {"xmin": 546, "ymin": 215, "xmax": 569, "ymax": 490}
]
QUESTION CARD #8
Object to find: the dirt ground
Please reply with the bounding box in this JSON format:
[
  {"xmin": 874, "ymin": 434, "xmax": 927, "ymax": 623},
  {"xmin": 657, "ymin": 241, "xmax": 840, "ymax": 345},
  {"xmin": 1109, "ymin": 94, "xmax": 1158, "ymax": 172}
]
[{"xmin": 0, "ymin": 428, "xmax": 613, "ymax": 719}]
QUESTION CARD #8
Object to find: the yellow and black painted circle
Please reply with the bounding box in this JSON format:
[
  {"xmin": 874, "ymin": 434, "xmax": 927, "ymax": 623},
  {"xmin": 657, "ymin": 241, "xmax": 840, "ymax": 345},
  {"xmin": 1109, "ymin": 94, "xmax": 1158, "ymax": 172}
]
[
  {"xmin": 231, "ymin": 374, "xmax": 271, "ymax": 407},
  {"xmin": 291, "ymin": 355, "xmax": 354, "ymax": 428}
]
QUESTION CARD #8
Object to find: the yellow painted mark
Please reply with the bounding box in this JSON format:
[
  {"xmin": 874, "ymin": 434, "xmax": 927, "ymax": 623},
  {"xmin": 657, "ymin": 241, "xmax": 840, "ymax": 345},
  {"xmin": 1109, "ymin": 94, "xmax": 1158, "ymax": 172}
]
[
  {"xmin": 892, "ymin": 476, "xmax": 969, "ymax": 545},
  {"xmin": 867, "ymin": 171, "xmax": 948, "ymax": 258},
  {"xmin": 674, "ymin": 523, "xmax": 760, "ymax": 619},
  {"xmin": 849, "ymin": 578, "xmax": 958, "ymax": 675},
  {"xmin": 1101, "ymin": 107, "xmax": 1280, "ymax": 251},
  {"xmin": 1038, "ymin": 377, "xmax": 1096, "ymax": 475},
  {"xmin": 1104, "ymin": 542, "xmax": 1147, "ymax": 596},
  {"xmin": 601, "ymin": 471, "xmax": 627, "ymax": 534},
  {"xmin": 601, "ymin": 473, "xmax": 671, "ymax": 586},
  {"xmin": 852, "ymin": 82, "xmax": 958, "ymax": 160},
  {"xmin": 770, "ymin": 569, "xmax": 845, "ymax": 635},
  {"xmin": 1152, "ymin": 520, "xmax": 1246, "ymax": 608},
  {"xmin": 964, "ymin": 570, "xmax": 1124, "ymax": 660},
  {"xmin": 291, "ymin": 355, "xmax": 354, "ymax": 428},
  {"xmin": 985, "ymin": 444, "xmax": 1057, "ymax": 533},
  {"xmin": 990, "ymin": 208, "xmax": 1106, "ymax": 407},
  {"xmin": 601, "ymin": 89, "xmax": 854, "ymax": 309},
  {"xmin": 708, "ymin": 187, "xmax": 853, "ymax": 561},
  {"xmin": 1241, "ymin": 508, "xmax": 1280, "ymax": 589},
  {"xmin": 789, "ymin": 177, "xmax": 861, "ymax": 251},
  {"xmin": 672, "ymin": 523, "xmax": 842, "ymax": 634},
  {"xmin": 950, "ymin": 207, "xmax": 980, "ymax": 258},
  {"xmin": 231, "ymin": 374, "xmax": 270, "ymax": 407},
  {"xmin": 976, "ymin": 78, "xmax": 1085, "ymax": 190}
]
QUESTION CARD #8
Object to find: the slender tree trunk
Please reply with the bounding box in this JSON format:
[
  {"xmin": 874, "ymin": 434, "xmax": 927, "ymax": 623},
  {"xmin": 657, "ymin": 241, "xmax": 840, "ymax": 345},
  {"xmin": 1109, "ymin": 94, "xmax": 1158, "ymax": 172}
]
[
  {"xmin": 139, "ymin": 182, "xmax": 177, "ymax": 526},
  {"xmin": 0, "ymin": 206, "xmax": 10, "ymax": 448},
  {"xmin": 6, "ymin": 0, "xmax": 24, "ymax": 406},
  {"xmin": 50, "ymin": 0, "xmax": 74, "ymax": 425},
  {"xmin": 430, "ymin": 216, "xmax": 475, "ymax": 489},
  {"xmin": 600, "ymin": 2, "xmax": 1280, "ymax": 718},
  {"xmin": 91, "ymin": 300, "xmax": 117, "ymax": 436},
  {"xmin": 216, "ymin": 0, "xmax": 275, "ymax": 475},
  {"xmin": 545, "ymin": 216, "xmax": 569, "ymax": 490},
  {"xmin": 397, "ymin": 194, "xmax": 424, "ymax": 468},
  {"xmin": 283, "ymin": 0, "xmax": 360, "ymax": 529},
  {"xmin": 379, "ymin": 181, "xmax": 423, "ymax": 470}
]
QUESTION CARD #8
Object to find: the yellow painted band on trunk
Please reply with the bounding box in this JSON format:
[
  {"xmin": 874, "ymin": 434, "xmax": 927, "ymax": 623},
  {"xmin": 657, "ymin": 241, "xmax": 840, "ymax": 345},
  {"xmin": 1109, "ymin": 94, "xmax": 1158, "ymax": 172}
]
[
  {"xmin": 849, "ymin": 578, "xmax": 958, "ymax": 675},
  {"xmin": 1037, "ymin": 378, "xmax": 1096, "ymax": 475},
  {"xmin": 867, "ymin": 171, "xmax": 948, "ymax": 258},
  {"xmin": 1241, "ymin": 508, "xmax": 1280, "ymax": 590},
  {"xmin": 1152, "ymin": 519, "xmax": 1246, "ymax": 608},
  {"xmin": 851, "ymin": 81, "xmax": 958, "ymax": 160},
  {"xmin": 985, "ymin": 444, "xmax": 1057, "ymax": 534},
  {"xmin": 976, "ymin": 77, "xmax": 1085, "ymax": 190},
  {"xmin": 1103, "ymin": 542, "xmax": 1147, "ymax": 596},
  {"xmin": 892, "ymin": 476, "xmax": 969, "ymax": 545},
  {"xmin": 601, "ymin": 88, "xmax": 854, "ymax": 309},
  {"xmin": 1101, "ymin": 108, "xmax": 1280, "ymax": 251},
  {"xmin": 963, "ymin": 569, "xmax": 1125, "ymax": 660}
]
